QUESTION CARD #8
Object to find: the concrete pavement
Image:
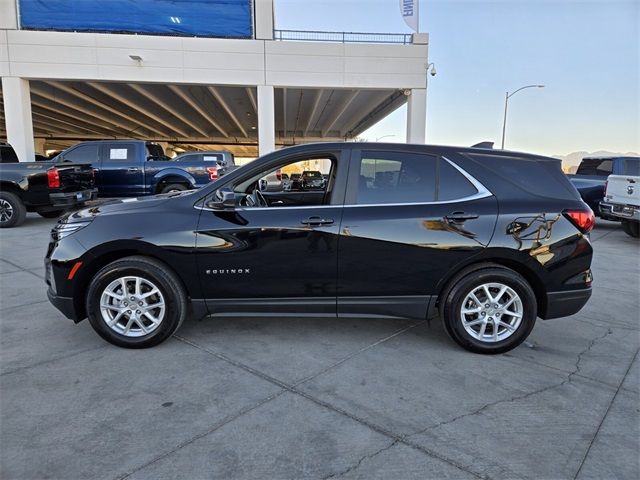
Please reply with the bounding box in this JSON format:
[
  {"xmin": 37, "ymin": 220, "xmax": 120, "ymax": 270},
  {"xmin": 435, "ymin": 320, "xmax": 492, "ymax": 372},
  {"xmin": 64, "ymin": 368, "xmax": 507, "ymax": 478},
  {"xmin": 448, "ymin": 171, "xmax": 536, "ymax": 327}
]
[{"xmin": 1, "ymin": 215, "xmax": 638, "ymax": 479}]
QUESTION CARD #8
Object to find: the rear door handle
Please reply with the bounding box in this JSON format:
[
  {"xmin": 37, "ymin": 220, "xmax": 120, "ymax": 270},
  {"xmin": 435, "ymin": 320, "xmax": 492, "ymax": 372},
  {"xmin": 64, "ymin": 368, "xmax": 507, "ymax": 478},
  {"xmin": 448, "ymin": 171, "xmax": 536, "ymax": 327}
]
[
  {"xmin": 128, "ymin": 167, "xmax": 140, "ymax": 172},
  {"xmin": 445, "ymin": 211, "xmax": 479, "ymax": 222},
  {"xmin": 301, "ymin": 216, "xmax": 334, "ymax": 226}
]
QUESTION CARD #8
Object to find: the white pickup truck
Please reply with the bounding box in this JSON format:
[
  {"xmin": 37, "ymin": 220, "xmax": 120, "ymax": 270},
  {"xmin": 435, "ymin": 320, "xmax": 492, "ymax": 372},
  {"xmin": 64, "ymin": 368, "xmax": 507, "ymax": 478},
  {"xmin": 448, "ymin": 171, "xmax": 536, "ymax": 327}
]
[{"xmin": 600, "ymin": 173, "xmax": 640, "ymax": 238}]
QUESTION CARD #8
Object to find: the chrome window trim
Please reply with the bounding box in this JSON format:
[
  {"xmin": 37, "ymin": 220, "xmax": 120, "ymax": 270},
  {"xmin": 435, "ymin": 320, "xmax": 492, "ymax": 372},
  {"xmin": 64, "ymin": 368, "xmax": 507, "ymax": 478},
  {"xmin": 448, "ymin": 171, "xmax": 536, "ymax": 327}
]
[{"xmin": 195, "ymin": 156, "xmax": 493, "ymax": 211}]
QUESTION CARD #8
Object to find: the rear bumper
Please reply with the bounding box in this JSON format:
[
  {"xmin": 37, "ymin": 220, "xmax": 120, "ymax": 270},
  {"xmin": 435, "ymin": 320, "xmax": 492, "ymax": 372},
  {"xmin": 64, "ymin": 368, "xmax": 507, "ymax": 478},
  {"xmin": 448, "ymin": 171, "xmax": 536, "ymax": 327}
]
[
  {"xmin": 541, "ymin": 288, "xmax": 592, "ymax": 320},
  {"xmin": 47, "ymin": 289, "xmax": 82, "ymax": 323},
  {"xmin": 599, "ymin": 201, "xmax": 640, "ymax": 222},
  {"xmin": 49, "ymin": 188, "xmax": 97, "ymax": 208}
]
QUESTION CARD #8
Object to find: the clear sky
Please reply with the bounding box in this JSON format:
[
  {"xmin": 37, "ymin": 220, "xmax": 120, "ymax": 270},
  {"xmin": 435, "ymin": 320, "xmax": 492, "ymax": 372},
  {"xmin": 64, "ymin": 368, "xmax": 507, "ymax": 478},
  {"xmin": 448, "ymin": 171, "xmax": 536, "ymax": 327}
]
[{"xmin": 275, "ymin": 0, "xmax": 639, "ymax": 156}]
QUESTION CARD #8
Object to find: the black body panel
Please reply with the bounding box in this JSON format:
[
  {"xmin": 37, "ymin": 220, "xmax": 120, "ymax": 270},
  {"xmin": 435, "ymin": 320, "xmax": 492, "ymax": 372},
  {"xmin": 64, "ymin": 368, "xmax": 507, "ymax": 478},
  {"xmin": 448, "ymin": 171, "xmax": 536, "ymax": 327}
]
[{"xmin": 45, "ymin": 142, "xmax": 593, "ymax": 325}]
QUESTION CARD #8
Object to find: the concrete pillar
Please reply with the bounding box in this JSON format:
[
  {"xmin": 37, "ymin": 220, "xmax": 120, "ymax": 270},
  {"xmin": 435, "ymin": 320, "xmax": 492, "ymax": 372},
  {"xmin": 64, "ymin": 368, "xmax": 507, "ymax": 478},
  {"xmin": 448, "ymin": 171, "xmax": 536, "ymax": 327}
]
[
  {"xmin": 0, "ymin": 0, "xmax": 18, "ymax": 29},
  {"xmin": 406, "ymin": 88, "xmax": 427, "ymax": 144},
  {"xmin": 257, "ymin": 85, "xmax": 275, "ymax": 156},
  {"xmin": 2, "ymin": 77, "xmax": 35, "ymax": 162},
  {"xmin": 254, "ymin": 0, "xmax": 274, "ymax": 40},
  {"xmin": 34, "ymin": 138, "xmax": 46, "ymax": 155}
]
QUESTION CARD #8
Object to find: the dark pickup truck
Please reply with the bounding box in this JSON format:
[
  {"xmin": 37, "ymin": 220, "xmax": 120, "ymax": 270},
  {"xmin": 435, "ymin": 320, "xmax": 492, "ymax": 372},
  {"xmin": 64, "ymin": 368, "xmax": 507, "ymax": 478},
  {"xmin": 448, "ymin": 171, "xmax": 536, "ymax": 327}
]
[
  {"xmin": 0, "ymin": 144, "xmax": 96, "ymax": 228},
  {"xmin": 567, "ymin": 156, "xmax": 640, "ymax": 219},
  {"xmin": 53, "ymin": 140, "xmax": 231, "ymax": 197}
]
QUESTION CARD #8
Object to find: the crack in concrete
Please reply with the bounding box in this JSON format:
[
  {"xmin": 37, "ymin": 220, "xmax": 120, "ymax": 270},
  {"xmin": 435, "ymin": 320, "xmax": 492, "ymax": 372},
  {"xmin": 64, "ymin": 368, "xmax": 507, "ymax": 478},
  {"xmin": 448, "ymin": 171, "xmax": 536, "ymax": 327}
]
[
  {"xmin": 408, "ymin": 328, "xmax": 615, "ymax": 439},
  {"xmin": 116, "ymin": 322, "xmax": 442, "ymax": 480},
  {"xmin": 322, "ymin": 439, "xmax": 399, "ymax": 479},
  {"xmin": 573, "ymin": 347, "xmax": 640, "ymax": 479}
]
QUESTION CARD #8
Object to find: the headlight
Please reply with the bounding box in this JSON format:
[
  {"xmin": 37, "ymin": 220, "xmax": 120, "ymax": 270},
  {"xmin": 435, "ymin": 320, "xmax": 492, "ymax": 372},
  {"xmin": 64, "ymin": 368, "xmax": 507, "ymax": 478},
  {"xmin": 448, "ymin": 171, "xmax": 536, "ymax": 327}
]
[{"xmin": 51, "ymin": 220, "xmax": 93, "ymax": 240}]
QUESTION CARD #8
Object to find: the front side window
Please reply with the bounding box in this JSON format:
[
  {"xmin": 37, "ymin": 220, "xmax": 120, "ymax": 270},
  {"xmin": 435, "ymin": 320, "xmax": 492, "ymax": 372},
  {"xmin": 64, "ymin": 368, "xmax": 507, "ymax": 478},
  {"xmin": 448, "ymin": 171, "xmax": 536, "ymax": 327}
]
[
  {"xmin": 232, "ymin": 156, "xmax": 335, "ymax": 208},
  {"xmin": 357, "ymin": 151, "xmax": 437, "ymax": 204},
  {"xmin": 63, "ymin": 144, "xmax": 99, "ymax": 164}
]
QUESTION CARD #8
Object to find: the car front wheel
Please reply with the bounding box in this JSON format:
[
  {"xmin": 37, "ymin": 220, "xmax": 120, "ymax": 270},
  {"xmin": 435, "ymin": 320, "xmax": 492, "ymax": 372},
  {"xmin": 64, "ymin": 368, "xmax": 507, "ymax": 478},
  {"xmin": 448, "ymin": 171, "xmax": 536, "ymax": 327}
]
[
  {"xmin": 441, "ymin": 266, "xmax": 537, "ymax": 354},
  {"xmin": 86, "ymin": 256, "xmax": 188, "ymax": 348}
]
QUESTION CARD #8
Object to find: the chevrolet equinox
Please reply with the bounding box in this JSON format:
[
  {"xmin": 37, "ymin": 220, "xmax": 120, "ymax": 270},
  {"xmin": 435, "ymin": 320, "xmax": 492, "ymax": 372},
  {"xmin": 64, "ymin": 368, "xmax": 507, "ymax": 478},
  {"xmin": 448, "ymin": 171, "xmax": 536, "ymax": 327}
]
[{"xmin": 46, "ymin": 143, "xmax": 594, "ymax": 353}]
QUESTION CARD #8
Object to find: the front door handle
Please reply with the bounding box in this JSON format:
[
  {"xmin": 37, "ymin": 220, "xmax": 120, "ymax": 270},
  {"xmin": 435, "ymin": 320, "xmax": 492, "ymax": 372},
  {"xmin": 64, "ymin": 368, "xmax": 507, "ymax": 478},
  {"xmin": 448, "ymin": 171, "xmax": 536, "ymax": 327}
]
[
  {"xmin": 445, "ymin": 211, "xmax": 479, "ymax": 222},
  {"xmin": 128, "ymin": 167, "xmax": 140, "ymax": 172},
  {"xmin": 301, "ymin": 216, "xmax": 334, "ymax": 226}
]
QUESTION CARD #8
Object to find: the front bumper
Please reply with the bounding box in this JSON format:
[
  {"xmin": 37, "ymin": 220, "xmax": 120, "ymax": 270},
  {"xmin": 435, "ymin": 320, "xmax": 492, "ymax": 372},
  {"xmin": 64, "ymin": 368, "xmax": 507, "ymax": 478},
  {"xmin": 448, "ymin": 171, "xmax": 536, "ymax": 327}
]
[
  {"xmin": 542, "ymin": 288, "xmax": 592, "ymax": 319},
  {"xmin": 49, "ymin": 188, "xmax": 97, "ymax": 208},
  {"xmin": 599, "ymin": 201, "xmax": 640, "ymax": 222},
  {"xmin": 47, "ymin": 288, "xmax": 81, "ymax": 323}
]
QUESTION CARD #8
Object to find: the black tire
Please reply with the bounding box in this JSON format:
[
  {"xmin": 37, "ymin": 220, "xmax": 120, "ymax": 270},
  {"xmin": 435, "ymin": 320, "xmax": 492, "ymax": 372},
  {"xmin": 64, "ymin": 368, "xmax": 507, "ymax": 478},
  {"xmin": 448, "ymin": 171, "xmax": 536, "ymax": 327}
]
[
  {"xmin": 86, "ymin": 256, "xmax": 188, "ymax": 348},
  {"xmin": 441, "ymin": 266, "xmax": 537, "ymax": 354},
  {"xmin": 37, "ymin": 210, "xmax": 65, "ymax": 219},
  {"xmin": 159, "ymin": 183, "xmax": 188, "ymax": 194},
  {"xmin": 0, "ymin": 191, "xmax": 27, "ymax": 228},
  {"xmin": 621, "ymin": 220, "xmax": 639, "ymax": 238}
]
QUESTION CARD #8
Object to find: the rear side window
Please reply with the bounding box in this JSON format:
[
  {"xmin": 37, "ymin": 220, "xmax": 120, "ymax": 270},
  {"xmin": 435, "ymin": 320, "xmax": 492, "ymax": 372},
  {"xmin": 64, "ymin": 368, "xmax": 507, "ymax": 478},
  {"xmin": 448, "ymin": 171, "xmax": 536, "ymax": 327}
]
[
  {"xmin": 0, "ymin": 146, "xmax": 19, "ymax": 163},
  {"xmin": 105, "ymin": 144, "xmax": 135, "ymax": 161},
  {"xmin": 357, "ymin": 151, "xmax": 437, "ymax": 204},
  {"xmin": 438, "ymin": 160, "xmax": 477, "ymax": 201},
  {"xmin": 63, "ymin": 144, "xmax": 99, "ymax": 164},
  {"xmin": 576, "ymin": 158, "xmax": 613, "ymax": 176}
]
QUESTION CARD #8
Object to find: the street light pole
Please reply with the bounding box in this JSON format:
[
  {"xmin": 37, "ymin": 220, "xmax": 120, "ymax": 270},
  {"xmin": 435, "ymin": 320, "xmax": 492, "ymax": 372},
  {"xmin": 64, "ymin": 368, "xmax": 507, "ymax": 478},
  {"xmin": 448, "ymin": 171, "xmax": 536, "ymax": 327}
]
[{"xmin": 500, "ymin": 84, "xmax": 545, "ymax": 149}]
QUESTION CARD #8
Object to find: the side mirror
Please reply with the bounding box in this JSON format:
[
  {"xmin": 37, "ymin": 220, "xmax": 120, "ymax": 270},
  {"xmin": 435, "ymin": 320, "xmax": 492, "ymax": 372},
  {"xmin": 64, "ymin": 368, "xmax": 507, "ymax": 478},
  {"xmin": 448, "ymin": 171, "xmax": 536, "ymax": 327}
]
[{"xmin": 207, "ymin": 188, "xmax": 236, "ymax": 210}]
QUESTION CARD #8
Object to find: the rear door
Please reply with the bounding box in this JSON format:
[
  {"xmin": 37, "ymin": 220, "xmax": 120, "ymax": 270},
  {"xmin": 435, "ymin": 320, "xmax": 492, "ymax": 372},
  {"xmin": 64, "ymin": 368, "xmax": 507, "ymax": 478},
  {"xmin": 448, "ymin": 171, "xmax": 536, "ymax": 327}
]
[
  {"xmin": 98, "ymin": 143, "xmax": 144, "ymax": 197},
  {"xmin": 337, "ymin": 148, "xmax": 498, "ymax": 319}
]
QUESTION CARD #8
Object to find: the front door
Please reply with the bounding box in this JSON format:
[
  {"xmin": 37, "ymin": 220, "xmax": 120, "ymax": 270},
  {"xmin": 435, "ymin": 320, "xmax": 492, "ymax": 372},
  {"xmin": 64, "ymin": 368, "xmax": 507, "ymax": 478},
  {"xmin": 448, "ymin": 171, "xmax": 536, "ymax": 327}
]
[
  {"xmin": 337, "ymin": 148, "xmax": 498, "ymax": 319},
  {"xmin": 195, "ymin": 149, "xmax": 348, "ymax": 316}
]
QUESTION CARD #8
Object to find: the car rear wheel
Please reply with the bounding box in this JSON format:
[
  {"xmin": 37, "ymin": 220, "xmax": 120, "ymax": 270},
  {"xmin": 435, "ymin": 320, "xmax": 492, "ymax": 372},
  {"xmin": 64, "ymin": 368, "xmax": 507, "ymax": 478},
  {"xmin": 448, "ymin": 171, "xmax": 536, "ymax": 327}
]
[
  {"xmin": 86, "ymin": 256, "xmax": 188, "ymax": 348},
  {"xmin": 0, "ymin": 191, "xmax": 27, "ymax": 228},
  {"xmin": 159, "ymin": 183, "xmax": 188, "ymax": 194},
  {"xmin": 621, "ymin": 220, "xmax": 639, "ymax": 238},
  {"xmin": 441, "ymin": 266, "xmax": 537, "ymax": 354}
]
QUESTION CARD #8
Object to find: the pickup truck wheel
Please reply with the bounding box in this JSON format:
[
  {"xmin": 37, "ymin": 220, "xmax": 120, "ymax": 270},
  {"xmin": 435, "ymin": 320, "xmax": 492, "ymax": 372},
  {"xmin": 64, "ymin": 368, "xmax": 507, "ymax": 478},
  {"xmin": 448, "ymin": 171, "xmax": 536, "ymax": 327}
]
[
  {"xmin": 441, "ymin": 267, "xmax": 537, "ymax": 354},
  {"xmin": 37, "ymin": 210, "xmax": 65, "ymax": 219},
  {"xmin": 86, "ymin": 256, "xmax": 188, "ymax": 348},
  {"xmin": 160, "ymin": 183, "xmax": 188, "ymax": 194},
  {"xmin": 0, "ymin": 192, "xmax": 27, "ymax": 228},
  {"xmin": 621, "ymin": 220, "xmax": 639, "ymax": 238}
]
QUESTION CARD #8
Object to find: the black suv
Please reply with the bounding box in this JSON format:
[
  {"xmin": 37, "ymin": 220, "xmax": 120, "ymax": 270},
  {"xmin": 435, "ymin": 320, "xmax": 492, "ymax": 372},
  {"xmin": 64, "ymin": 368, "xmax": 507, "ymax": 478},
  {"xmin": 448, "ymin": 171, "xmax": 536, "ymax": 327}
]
[{"xmin": 46, "ymin": 143, "xmax": 594, "ymax": 354}]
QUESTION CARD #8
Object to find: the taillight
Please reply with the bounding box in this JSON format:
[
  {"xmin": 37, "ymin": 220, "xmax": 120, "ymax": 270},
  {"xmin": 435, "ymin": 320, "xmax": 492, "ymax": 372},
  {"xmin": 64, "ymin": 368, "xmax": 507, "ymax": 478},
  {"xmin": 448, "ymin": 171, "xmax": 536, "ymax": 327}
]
[
  {"xmin": 206, "ymin": 167, "xmax": 218, "ymax": 181},
  {"xmin": 47, "ymin": 168, "xmax": 60, "ymax": 189},
  {"xmin": 603, "ymin": 180, "xmax": 608, "ymax": 197},
  {"xmin": 563, "ymin": 208, "xmax": 595, "ymax": 234}
]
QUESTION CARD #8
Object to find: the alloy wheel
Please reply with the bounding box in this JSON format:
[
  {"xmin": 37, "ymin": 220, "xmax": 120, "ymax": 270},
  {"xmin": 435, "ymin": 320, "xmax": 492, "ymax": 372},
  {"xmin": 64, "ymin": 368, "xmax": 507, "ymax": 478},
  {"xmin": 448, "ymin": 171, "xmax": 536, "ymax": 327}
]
[
  {"xmin": 0, "ymin": 199, "xmax": 14, "ymax": 223},
  {"xmin": 460, "ymin": 282, "xmax": 523, "ymax": 343},
  {"xmin": 100, "ymin": 276, "xmax": 166, "ymax": 337}
]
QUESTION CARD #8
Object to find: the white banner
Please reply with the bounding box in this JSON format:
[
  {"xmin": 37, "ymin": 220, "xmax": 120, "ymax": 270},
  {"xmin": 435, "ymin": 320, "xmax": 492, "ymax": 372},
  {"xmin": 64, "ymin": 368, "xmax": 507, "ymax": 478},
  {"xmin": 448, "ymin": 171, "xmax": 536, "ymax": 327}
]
[{"xmin": 400, "ymin": 0, "xmax": 419, "ymax": 32}]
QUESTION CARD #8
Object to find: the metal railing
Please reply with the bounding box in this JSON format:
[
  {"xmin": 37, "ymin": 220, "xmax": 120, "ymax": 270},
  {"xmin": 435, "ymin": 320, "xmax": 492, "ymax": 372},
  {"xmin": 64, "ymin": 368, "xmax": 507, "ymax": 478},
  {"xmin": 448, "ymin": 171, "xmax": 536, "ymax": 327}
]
[{"xmin": 273, "ymin": 29, "xmax": 413, "ymax": 44}]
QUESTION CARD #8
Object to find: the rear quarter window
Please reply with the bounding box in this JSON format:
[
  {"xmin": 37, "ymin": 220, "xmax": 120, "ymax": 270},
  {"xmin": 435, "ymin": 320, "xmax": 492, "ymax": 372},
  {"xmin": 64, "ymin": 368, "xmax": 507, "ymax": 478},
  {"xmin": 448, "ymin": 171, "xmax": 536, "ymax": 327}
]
[{"xmin": 467, "ymin": 153, "xmax": 579, "ymax": 200}]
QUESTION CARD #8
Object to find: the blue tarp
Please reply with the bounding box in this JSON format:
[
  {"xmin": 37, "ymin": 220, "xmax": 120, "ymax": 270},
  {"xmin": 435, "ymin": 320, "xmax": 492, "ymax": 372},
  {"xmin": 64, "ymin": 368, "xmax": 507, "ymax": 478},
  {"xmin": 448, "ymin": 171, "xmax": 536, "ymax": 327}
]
[{"xmin": 19, "ymin": 0, "xmax": 252, "ymax": 38}]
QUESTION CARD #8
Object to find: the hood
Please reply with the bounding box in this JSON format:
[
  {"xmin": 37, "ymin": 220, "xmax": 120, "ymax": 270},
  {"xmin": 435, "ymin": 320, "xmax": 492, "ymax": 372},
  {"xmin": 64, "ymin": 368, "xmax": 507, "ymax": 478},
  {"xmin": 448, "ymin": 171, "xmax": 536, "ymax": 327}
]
[{"xmin": 65, "ymin": 193, "xmax": 185, "ymax": 221}]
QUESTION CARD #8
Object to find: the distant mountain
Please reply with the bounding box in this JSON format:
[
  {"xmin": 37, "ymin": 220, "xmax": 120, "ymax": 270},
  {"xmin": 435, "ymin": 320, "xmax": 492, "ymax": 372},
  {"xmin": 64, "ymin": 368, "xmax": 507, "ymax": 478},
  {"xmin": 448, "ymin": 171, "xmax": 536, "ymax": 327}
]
[{"xmin": 554, "ymin": 151, "xmax": 639, "ymax": 171}]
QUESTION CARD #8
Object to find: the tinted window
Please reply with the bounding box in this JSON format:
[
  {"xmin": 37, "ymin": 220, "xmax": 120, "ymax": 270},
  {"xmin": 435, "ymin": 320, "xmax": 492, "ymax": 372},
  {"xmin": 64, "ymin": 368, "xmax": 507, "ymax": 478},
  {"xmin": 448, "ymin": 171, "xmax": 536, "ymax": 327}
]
[
  {"xmin": 469, "ymin": 153, "xmax": 579, "ymax": 200},
  {"xmin": 357, "ymin": 151, "xmax": 437, "ymax": 204},
  {"xmin": 621, "ymin": 158, "xmax": 640, "ymax": 176},
  {"xmin": 438, "ymin": 160, "xmax": 478, "ymax": 200},
  {"xmin": 64, "ymin": 144, "xmax": 99, "ymax": 164},
  {"xmin": 179, "ymin": 154, "xmax": 199, "ymax": 162},
  {"xmin": 0, "ymin": 146, "xmax": 19, "ymax": 163},
  {"xmin": 576, "ymin": 158, "xmax": 613, "ymax": 176}
]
